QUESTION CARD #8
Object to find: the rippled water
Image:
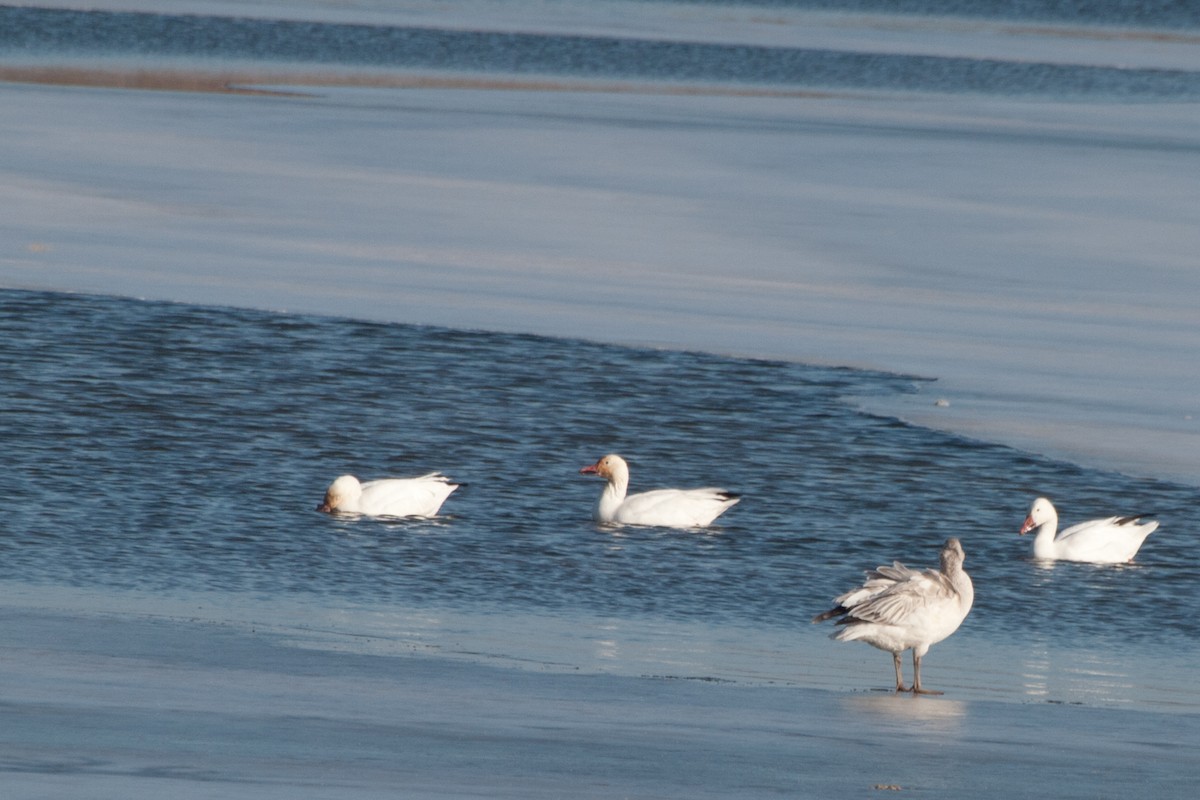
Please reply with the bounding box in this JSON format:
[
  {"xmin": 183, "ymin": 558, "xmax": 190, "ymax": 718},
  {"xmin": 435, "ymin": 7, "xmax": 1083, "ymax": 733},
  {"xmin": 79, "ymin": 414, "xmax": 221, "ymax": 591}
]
[
  {"xmin": 769, "ymin": 0, "xmax": 1200, "ymax": 26},
  {"xmin": 3, "ymin": 288, "xmax": 1197, "ymax": 667},
  {"xmin": 3, "ymin": 5, "xmax": 1200, "ymax": 99}
]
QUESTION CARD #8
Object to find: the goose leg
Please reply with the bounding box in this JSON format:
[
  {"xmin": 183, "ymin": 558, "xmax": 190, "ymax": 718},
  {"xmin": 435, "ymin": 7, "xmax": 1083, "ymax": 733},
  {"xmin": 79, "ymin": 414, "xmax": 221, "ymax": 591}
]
[
  {"xmin": 892, "ymin": 652, "xmax": 910, "ymax": 693},
  {"xmin": 911, "ymin": 652, "xmax": 943, "ymax": 696}
]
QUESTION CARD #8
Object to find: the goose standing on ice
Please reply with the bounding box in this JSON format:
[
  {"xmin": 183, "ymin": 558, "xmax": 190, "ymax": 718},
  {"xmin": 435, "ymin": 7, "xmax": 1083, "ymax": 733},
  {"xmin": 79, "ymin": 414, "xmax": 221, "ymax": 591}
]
[
  {"xmin": 1019, "ymin": 496, "xmax": 1158, "ymax": 564},
  {"xmin": 814, "ymin": 538, "xmax": 974, "ymax": 695},
  {"xmin": 579, "ymin": 454, "xmax": 740, "ymax": 528},
  {"xmin": 316, "ymin": 473, "xmax": 459, "ymax": 518}
]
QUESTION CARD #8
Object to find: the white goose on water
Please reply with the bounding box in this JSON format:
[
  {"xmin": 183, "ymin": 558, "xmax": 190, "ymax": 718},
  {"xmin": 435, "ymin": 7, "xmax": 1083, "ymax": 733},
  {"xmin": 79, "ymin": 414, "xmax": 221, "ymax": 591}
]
[
  {"xmin": 316, "ymin": 473, "xmax": 460, "ymax": 518},
  {"xmin": 1019, "ymin": 496, "xmax": 1158, "ymax": 564},
  {"xmin": 578, "ymin": 454, "xmax": 740, "ymax": 528},
  {"xmin": 813, "ymin": 538, "xmax": 974, "ymax": 696}
]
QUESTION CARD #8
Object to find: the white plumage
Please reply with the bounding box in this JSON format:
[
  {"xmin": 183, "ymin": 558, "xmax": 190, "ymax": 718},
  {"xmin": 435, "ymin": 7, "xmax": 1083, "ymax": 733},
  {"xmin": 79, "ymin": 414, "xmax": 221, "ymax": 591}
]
[
  {"xmin": 316, "ymin": 473, "xmax": 459, "ymax": 518},
  {"xmin": 814, "ymin": 538, "xmax": 974, "ymax": 695},
  {"xmin": 1019, "ymin": 496, "xmax": 1158, "ymax": 564},
  {"xmin": 579, "ymin": 454, "xmax": 740, "ymax": 529}
]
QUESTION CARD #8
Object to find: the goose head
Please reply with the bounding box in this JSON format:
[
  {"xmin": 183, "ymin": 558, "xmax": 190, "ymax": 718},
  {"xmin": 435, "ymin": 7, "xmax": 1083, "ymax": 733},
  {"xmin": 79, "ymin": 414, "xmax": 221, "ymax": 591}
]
[
  {"xmin": 1019, "ymin": 497, "xmax": 1057, "ymax": 535},
  {"xmin": 939, "ymin": 537, "xmax": 966, "ymax": 572},
  {"xmin": 579, "ymin": 454, "xmax": 629, "ymax": 483},
  {"xmin": 317, "ymin": 474, "xmax": 362, "ymax": 512}
]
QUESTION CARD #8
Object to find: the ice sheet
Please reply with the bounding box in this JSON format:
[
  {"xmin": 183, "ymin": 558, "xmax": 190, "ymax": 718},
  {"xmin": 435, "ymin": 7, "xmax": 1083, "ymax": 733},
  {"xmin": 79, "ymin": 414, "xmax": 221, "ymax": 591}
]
[
  {"xmin": 1, "ymin": 590, "xmax": 1198, "ymax": 799},
  {"xmin": 3, "ymin": 75, "xmax": 1197, "ymax": 484}
]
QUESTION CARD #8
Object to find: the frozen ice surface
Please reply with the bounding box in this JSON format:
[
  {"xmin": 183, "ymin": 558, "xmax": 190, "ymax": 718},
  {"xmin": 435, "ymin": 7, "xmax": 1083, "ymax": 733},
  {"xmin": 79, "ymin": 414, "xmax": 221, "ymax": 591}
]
[
  {"xmin": 1, "ymin": 587, "xmax": 1198, "ymax": 799},
  {"xmin": 3, "ymin": 76, "xmax": 1197, "ymax": 484}
]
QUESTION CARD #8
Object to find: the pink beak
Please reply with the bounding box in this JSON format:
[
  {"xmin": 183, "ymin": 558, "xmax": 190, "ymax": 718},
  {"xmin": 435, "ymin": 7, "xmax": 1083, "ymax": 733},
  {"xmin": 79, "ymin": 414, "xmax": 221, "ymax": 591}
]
[
  {"xmin": 579, "ymin": 463, "xmax": 599, "ymax": 475},
  {"xmin": 1019, "ymin": 515, "xmax": 1036, "ymax": 535}
]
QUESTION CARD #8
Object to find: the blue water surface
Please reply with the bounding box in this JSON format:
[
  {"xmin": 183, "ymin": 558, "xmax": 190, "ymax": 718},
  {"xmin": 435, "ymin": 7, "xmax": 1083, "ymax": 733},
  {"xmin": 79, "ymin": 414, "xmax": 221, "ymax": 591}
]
[
  {"xmin": 2, "ymin": 289, "xmax": 1196, "ymax": 654},
  {"xmin": 2, "ymin": 4, "xmax": 1199, "ymax": 99}
]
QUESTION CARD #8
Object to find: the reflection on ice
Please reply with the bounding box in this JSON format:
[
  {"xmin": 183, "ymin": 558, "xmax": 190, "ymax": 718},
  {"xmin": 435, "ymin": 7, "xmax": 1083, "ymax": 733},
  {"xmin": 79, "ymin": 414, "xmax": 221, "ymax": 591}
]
[
  {"xmin": 595, "ymin": 621, "xmax": 621, "ymax": 662},
  {"xmin": 1022, "ymin": 650, "xmax": 1139, "ymax": 708},
  {"xmin": 842, "ymin": 693, "xmax": 968, "ymax": 729},
  {"xmin": 1020, "ymin": 644, "xmax": 1052, "ymax": 700}
]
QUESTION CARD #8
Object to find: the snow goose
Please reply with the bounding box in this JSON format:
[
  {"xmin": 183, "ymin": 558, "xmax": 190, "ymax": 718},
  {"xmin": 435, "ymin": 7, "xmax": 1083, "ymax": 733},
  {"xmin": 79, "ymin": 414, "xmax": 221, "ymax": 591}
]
[
  {"xmin": 316, "ymin": 473, "xmax": 459, "ymax": 518},
  {"xmin": 813, "ymin": 538, "xmax": 974, "ymax": 695},
  {"xmin": 578, "ymin": 453, "xmax": 740, "ymax": 528},
  {"xmin": 1019, "ymin": 496, "xmax": 1157, "ymax": 564}
]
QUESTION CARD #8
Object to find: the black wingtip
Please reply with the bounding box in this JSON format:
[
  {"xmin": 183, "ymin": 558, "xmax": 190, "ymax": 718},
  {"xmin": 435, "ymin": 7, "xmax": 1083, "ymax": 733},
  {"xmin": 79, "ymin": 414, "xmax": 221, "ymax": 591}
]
[{"xmin": 811, "ymin": 606, "xmax": 846, "ymax": 624}]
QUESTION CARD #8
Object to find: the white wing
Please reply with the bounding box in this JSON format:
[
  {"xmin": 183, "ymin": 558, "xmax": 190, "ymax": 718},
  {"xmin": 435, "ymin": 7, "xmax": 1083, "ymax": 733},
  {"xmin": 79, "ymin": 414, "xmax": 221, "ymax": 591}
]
[
  {"xmin": 358, "ymin": 474, "xmax": 459, "ymax": 517},
  {"xmin": 614, "ymin": 488, "xmax": 739, "ymax": 528}
]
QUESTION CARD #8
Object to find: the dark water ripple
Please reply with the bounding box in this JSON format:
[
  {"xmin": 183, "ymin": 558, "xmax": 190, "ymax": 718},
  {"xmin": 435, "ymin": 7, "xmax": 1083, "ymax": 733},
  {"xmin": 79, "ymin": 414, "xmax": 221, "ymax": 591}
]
[
  {"xmin": 1, "ymin": 289, "xmax": 1197, "ymax": 652},
  {"xmin": 713, "ymin": 0, "xmax": 1200, "ymax": 28},
  {"xmin": 2, "ymin": 6, "xmax": 1199, "ymax": 99}
]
